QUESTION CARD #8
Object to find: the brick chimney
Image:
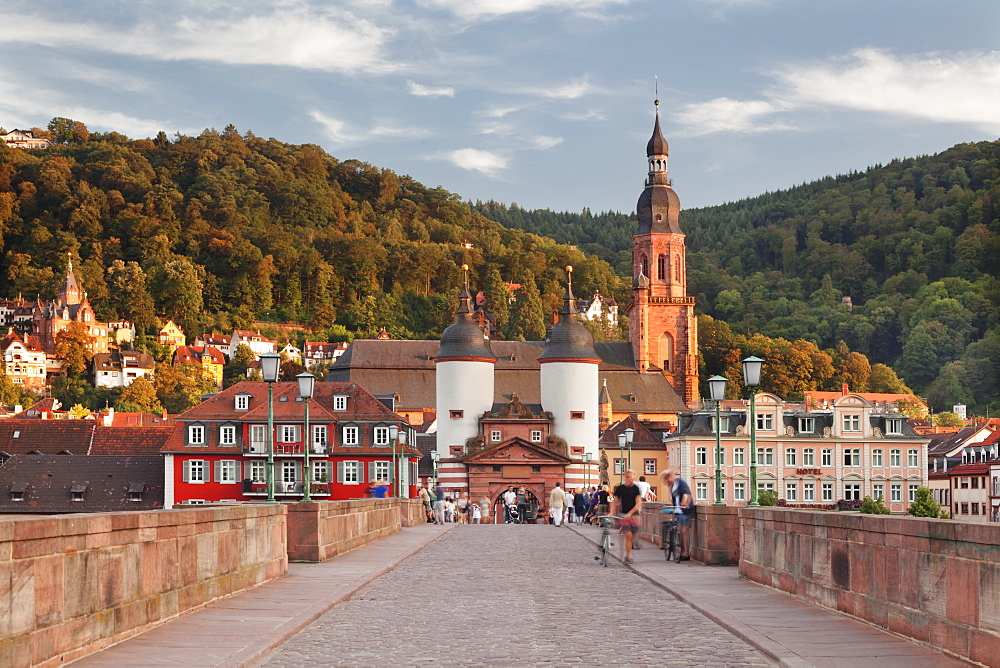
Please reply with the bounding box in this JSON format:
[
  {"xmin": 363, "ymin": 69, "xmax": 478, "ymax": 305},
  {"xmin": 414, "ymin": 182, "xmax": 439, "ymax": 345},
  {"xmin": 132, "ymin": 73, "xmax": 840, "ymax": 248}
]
[{"xmin": 842, "ymin": 383, "xmax": 849, "ymax": 396}]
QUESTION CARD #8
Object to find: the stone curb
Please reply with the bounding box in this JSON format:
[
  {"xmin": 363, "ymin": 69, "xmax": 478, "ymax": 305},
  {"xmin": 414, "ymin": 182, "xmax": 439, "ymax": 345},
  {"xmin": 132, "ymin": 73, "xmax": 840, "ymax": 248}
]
[
  {"xmin": 564, "ymin": 523, "xmax": 805, "ymax": 668},
  {"xmin": 236, "ymin": 522, "xmax": 457, "ymax": 667}
]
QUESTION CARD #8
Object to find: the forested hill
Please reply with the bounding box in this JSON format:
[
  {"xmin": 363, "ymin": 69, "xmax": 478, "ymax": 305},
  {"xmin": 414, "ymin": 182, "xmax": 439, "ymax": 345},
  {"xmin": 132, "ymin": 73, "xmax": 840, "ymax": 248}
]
[
  {"xmin": 0, "ymin": 125, "xmax": 624, "ymax": 347},
  {"xmin": 475, "ymin": 141, "xmax": 1000, "ymax": 414}
]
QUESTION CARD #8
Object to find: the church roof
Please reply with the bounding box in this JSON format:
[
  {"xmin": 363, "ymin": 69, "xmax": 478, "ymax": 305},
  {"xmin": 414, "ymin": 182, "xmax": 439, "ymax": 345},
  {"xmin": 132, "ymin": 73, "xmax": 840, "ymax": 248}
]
[
  {"xmin": 538, "ymin": 277, "xmax": 599, "ymax": 362},
  {"xmin": 646, "ymin": 106, "xmax": 669, "ymax": 157},
  {"xmin": 436, "ymin": 282, "xmax": 497, "ymax": 361},
  {"xmin": 327, "ymin": 340, "xmax": 688, "ymax": 415}
]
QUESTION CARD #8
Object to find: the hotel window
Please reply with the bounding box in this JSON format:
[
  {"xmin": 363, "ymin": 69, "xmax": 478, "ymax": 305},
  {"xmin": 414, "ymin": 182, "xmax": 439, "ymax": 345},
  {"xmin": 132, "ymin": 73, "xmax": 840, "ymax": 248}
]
[
  {"xmin": 734, "ymin": 448, "xmax": 745, "ymax": 465},
  {"xmin": 872, "ymin": 449, "xmax": 883, "ymax": 467},
  {"xmin": 803, "ymin": 448, "xmax": 815, "ymax": 466},
  {"xmin": 734, "ymin": 483, "xmax": 746, "ymax": 502},
  {"xmin": 758, "ymin": 482, "xmax": 774, "ymax": 493},
  {"xmin": 531, "ymin": 430, "xmax": 542, "ymax": 442},
  {"xmin": 374, "ymin": 426, "xmax": 390, "ymax": 446},
  {"xmin": 757, "ymin": 447, "xmax": 774, "ymax": 466},
  {"xmin": 890, "ymin": 449, "xmax": 901, "ymax": 467},
  {"xmin": 491, "ymin": 430, "xmax": 502, "ymax": 442},
  {"xmin": 885, "ymin": 418, "xmax": 903, "ymax": 435},
  {"xmin": 220, "ymin": 425, "xmax": 236, "ymax": 446},
  {"xmin": 871, "ymin": 483, "xmax": 883, "ymax": 500},
  {"xmin": 644, "ymin": 459, "xmax": 656, "ymax": 475},
  {"xmin": 909, "ymin": 484, "xmax": 918, "ymax": 503},
  {"xmin": 821, "ymin": 449, "xmax": 833, "ymax": 466},
  {"xmin": 844, "ymin": 483, "xmax": 862, "ymax": 500},
  {"xmin": 785, "ymin": 483, "xmax": 798, "ymax": 502},
  {"xmin": 696, "ymin": 482, "xmax": 708, "ymax": 501},
  {"xmin": 890, "ymin": 484, "xmax": 902, "ymax": 502},
  {"xmin": 216, "ymin": 460, "xmax": 238, "ymax": 484},
  {"xmin": 188, "ymin": 425, "xmax": 205, "ymax": 446},
  {"xmin": 908, "ymin": 450, "xmax": 919, "ymax": 467},
  {"xmin": 713, "ymin": 416, "xmax": 729, "ymax": 433},
  {"xmin": 822, "ymin": 483, "xmax": 834, "ymax": 501},
  {"xmin": 343, "ymin": 426, "xmax": 359, "ymax": 446},
  {"xmin": 843, "ymin": 414, "xmax": 861, "ymax": 432},
  {"xmin": 695, "ymin": 447, "xmax": 707, "ymax": 465},
  {"xmin": 449, "ymin": 410, "xmax": 463, "ymax": 419},
  {"xmin": 785, "ymin": 448, "xmax": 797, "ymax": 466},
  {"xmin": 371, "ymin": 460, "xmax": 392, "ymax": 482},
  {"xmin": 798, "ymin": 417, "xmax": 815, "ymax": 434},
  {"xmin": 756, "ymin": 413, "xmax": 773, "ymax": 431},
  {"xmin": 334, "ymin": 395, "xmax": 348, "ymax": 411},
  {"xmin": 235, "ymin": 394, "xmax": 249, "ymax": 411},
  {"xmin": 843, "ymin": 448, "xmax": 861, "ymax": 467},
  {"xmin": 715, "ymin": 448, "xmax": 725, "ymax": 466},
  {"xmin": 803, "ymin": 483, "xmax": 815, "ymax": 501}
]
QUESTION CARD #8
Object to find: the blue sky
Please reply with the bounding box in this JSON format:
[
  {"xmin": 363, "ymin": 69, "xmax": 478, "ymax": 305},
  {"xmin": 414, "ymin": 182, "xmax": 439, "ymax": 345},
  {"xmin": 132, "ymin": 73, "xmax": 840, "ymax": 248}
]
[{"xmin": 1, "ymin": 0, "xmax": 998, "ymax": 213}]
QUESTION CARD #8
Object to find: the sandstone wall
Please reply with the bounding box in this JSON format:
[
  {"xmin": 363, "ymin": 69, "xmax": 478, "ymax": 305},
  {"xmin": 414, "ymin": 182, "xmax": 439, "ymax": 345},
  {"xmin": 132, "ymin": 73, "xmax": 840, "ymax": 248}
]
[
  {"xmin": 740, "ymin": 508, "xmax": 1000, "ymax": 665},
  {"xmin": 639, "ymin": 502, "xmax": 740, "ymax": 565},
  {"xmin": 1, "ymin": 505, "xmax": 287, "ymax": 667},
  {"xmin": 286, "ymin": 498, "xmax": 403, "ymax": 562}
]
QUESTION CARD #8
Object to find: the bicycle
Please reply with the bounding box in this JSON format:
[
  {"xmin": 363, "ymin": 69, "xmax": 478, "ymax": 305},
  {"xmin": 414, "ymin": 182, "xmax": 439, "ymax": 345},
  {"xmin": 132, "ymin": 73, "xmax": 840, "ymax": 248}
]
[
  {"xmin": 660, "ymin": 506, "xmax": 683, "ymax": 563},
  {"xmin": 593, "ymin": 515, "xmax": 619, "ymax": 567}
]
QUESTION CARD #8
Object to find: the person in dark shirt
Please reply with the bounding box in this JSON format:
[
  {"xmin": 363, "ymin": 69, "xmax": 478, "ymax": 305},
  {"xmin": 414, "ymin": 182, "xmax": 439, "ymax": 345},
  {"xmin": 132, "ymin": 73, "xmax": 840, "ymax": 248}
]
[
  {"xmin": 660, "ymin": 469, "xmax": 694, "ymax": 561},
  {"xmin": 613, "ymin": 469, "xmax": 644, "ymax": 564}
]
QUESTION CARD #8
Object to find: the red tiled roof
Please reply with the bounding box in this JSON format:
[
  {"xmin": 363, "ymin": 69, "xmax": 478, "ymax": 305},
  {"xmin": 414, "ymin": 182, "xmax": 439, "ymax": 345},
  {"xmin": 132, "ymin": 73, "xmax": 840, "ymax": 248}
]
[
  {"xmin": 174, "ymin": 345, "xmax": 226, "ymax": 365},
  {"xmin": 0, "ymin": 420, "xmax": 96, "ymax": 454},
  {"xmin": 89, "ymin": 426, "xmax": 178, "ymax": 455},
  {"xmin": 948, "ymin": 463, "xmax": 991, "ymax": 475}
]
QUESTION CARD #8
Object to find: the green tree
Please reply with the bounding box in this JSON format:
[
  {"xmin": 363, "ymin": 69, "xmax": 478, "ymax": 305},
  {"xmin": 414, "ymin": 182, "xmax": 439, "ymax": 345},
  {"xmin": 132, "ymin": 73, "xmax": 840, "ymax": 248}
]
[
  {"xmin": 933, "ymin": 411, "xmax": 965, "ymax": 428},
  {"xmin": 154, "ymin": 363, "xmax": 217, "ymax": 413},
  {"xmin": 54, "ymin": 322, "xmax": 96, "ymax": 376},
  {"xmin": 504, "ymin": 271, "xmax": 547, "ymax": 341},
  {"xmin": 482, "ymin": 268, "xmax": 511, "ymax": 334},
  {"xmin": 106, "ymin": 260, "xmax": 157, "ymax": 333},
  {"xmin": 860, "ymin": 495, "xmax": 891, "ymax": 515},
  {"xmin": 148, "ymin": 257, "xmax": 204, "ymax": 335},
  {"xmin": 907, "ymin": 486, "xmax": 949, "ymax": 518},
  {"xmin": 47, "ymin": 117, "xmax": 89, "ymax": 144},
  {"xmin": 116, "ymin": 376, "xmax": 163, "ymax": 413},
  {"xmin": 224, "ymin": 343, "xmax": 257, "ymax": 388},
  {"xmin": 869, "ymin": 364, "xmax": 911, "ymax": 393}
]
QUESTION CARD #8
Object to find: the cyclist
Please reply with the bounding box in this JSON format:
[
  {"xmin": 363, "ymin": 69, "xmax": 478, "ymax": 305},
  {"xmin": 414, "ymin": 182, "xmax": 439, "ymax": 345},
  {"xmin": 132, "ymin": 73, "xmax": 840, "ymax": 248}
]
[
  {"xmin": 612, "ymin": 469, "xmax": 643, "ymax": 564},
  {"xmin": 660, "ymin": 469, "xmax": 693, "ymax": 561}
]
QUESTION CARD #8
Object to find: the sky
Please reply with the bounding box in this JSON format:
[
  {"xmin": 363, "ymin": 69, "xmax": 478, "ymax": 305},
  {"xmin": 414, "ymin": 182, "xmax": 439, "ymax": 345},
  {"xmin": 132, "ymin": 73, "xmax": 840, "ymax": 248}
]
[{"xmin": 1, "ymin": 0, "xmax": 998, "ymax": 213}]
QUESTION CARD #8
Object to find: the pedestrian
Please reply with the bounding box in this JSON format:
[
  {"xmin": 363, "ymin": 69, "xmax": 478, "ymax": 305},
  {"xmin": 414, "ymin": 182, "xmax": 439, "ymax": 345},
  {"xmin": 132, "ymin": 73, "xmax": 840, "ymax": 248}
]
[
  {"xmin": 659, "ymin": 469, "xmax": 694, "ymax": 561},
  {"xmin": 370, "ymin": 479, "xmax": 389, "ymax": 498},
  {"xmin": 613, "ymin": 469, "xmax": 643, "ymax": 564},
  {"xmin": 564, "ymin": 488, "xmax": 574, "ymax": 524},
  {"xmin": 471, "ymin": 503, "xmax": 481, "ymax": 524},
  {"xmin": 418, "ymin": 485, "xmax": 432, "ymax": 523},
  {"xmin": 596, "ymin": 484, "xmax": 612, "ymax": 516},
  {"xmin": 503, "ymin": 487, "xmax": 517, "ymax": 523},
  {"xmin": 433, "ymin": 483, "xmax": 446, "ymax": 525},
  {"xmin": 479, "ymin": 494, "xmax": 491, "ymax": 524},
  {"xmin": 444, "ymin": 497, "xmax": 455, "ymax": 523},
  {"xmin": 573, "ymin": 488, "xmax": 588, "ymax": 524},
  {"xmin": 456, "ymin": 492, "xmax": 469, "ymax": 523},
  {"xmin": 515, "ymin": 487, "xmax": 528, "ymax": 524},
  {"xmin": 549, "ymin": 482, "xmax": 566, "ymax": 526},
  {"xmin": 636, "ymin": 475, "xmax": 654, "ymax": 501}
]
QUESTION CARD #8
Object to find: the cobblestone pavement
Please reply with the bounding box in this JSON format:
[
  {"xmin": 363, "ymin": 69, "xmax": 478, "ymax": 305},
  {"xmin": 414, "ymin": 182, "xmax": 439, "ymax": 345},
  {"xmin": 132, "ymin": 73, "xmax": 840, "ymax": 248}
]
[{"xmin": 263, "ymin": 525, "xmax": 768, "ymax": 667}]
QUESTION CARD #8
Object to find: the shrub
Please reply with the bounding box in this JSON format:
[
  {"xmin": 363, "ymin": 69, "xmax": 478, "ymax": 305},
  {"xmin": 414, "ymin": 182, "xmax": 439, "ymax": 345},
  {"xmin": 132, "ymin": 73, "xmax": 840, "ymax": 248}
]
[
  {"xmin": 908, "ymin": 486, "xmax": 949, "ymax": 518},
  {"xmin": 859, "ymin": 495, "xmax": 891, "ymax": 515},
  {"xmin": 836, "ymin": 499, "xmax": 862, "ymax": 510},
  {"xmin": 758, "ymin": 490, "xmax": 778, "ymax": 506}
]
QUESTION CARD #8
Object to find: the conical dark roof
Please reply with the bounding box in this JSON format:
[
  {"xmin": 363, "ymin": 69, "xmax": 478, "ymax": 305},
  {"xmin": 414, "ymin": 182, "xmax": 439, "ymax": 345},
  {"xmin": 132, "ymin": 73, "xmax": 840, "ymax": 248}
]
[
  {"xmin": 436, "ymin": 282, "xmax": 496, "ymax": 361},
  {"xmin": 538, "ymin": 275, "xmax": 600, "ymax": 362},
  {"xmin": 646, "ymin": 104, "xmax": 669, "ymax": 156}
]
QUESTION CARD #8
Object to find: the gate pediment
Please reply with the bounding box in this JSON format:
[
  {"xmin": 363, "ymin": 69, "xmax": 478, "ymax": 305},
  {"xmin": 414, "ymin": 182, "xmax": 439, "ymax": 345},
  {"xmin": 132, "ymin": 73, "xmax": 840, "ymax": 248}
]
[{"xmin": 461, "ymin": 437, "xmax": 571, "ymax": 465}]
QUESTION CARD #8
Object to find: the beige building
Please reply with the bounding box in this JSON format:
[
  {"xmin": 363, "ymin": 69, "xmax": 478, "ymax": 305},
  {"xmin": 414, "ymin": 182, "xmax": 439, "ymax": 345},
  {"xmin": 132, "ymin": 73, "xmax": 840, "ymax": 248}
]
[
  {"xmin": 0, "ymin": 329, "xmax": 47, "ymax": 390},
  {"xmin": 664, "ymin": 393, "xmax": 928, "ymax": 513}
]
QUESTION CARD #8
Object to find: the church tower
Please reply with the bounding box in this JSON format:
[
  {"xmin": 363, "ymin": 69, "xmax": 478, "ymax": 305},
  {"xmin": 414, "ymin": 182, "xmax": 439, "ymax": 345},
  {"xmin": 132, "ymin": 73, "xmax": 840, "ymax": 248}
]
[{"xmin": 628, "ymin": 99, "xmax": 699, "ymax": 407}]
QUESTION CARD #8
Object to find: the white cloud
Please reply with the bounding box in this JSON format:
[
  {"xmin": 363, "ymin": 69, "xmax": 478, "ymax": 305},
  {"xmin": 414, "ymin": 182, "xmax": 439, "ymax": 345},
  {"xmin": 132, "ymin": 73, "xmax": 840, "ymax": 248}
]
[
  {"xmin": 407, "ymin": 81, "xmax": 456, "ymax": 97},
  {"xmin": 529, "ymin": 135, "xmax": 563, "ymax": 150},
  {"xmin": 531, "ymin": 77, "xmax": 600, "ymax": 100},
  {"xmin": 446, "ymin": 148, "xmax": 509, "ymax": 176},
  {"xmin": 561, "ymin": 109, "xmax": 605, "ymax": 122},
  {"xmin": 481, "ymin": 105, "xmax": 524, "ymax": 118},
  {"xmin": 678, "ymin": 48, "xmax": 1000, "ymax": 136},
  {"xmin": 310, "ymin": 110, "xmax": 430, "ymax": 145},
  {"xmin": 417, "ymin": 0, "xmax": 629, "ymax": 21},
  {"xmin": 0, "ymin": 8, "xmax": 395, "ymax": 73}
]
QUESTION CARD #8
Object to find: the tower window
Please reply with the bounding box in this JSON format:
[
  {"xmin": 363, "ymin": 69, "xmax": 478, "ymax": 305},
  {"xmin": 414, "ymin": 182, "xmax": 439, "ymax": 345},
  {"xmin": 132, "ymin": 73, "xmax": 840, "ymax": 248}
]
[
  {"xmin": 657, "ymin": 256, "xmax": 665, "ymax": 280},
  {"xmin": 674, "ymin": 255, "xmax": 681, "ymax": 281},
  {"xmin": 450, "ymin": 410, "xmax": 464, "ymax": 419},
  {"xmin": 571, "ymin": 411, "xmax": 585, "ymax": 419}
]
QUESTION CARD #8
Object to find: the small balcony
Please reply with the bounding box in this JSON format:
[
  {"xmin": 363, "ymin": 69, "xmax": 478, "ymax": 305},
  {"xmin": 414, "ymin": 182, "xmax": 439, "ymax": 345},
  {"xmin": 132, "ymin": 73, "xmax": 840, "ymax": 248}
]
[
  {"xmin": 244, "ymin": 442, "xmax": 328, "ymax": 456},
  {"xmin": 242, "ymin": 479, "xmax": 332, "ymax": 496}
]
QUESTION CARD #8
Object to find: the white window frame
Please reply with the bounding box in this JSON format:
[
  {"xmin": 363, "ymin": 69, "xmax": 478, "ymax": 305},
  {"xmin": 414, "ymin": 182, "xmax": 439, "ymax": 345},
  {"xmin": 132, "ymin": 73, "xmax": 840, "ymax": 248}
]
[
  {"xmin": 890, "ymin": 484, "xmax": 902, "ymax": 502},
  {"xmin": 757, "ymin": 447, "xmax": 774, "ymax": 466},
  {"xmin": 281, "ymin": 460, "xmax": 299, "ymax": 484},
  {"xmin": 785, "ymin": 448, "xmax": 797, "ymax": 466},
  {"xmin": 340, "ymin": 460, "xmax": 361, "ymax": 484},
  {"xmin": 715, "ymin": 447, "xmax": 725, "ymax": 466},
  {"xmin": 890, "ymin": 449, "xmax": 902, "ymax": 467},
  {"xmin": 220, "ymin": 425, "xmax": 236, "ymax": 446},
  {"xmin": 756, "ymin": 413, "xmax": 774, "ymax": 431},
  {"xmin": 803, "ymin": 483, "xmax": 815, "ymax": 502},
  {"xmin": 312, "ymin": 460, "xmax": 330, "ymax": 483},
  {"xmin": 313, "ymin": 425, "xmax": 328, "ymax": 447},
  {"xmin": 530, "ymin": 430, "xmax": 542, "ymax": 443},
  {"xmin": 844, "ymin": 483, "xmax": 862, "ymax": 500},
  {"xmin": 334, "ymin": 395, "xmax": 348, "ymax": 411},
  {"xmin": 188, "ymin": 425, "xmax": 205, "ymax": 446},
  {"xmin": 843, "ymin": 448, "xmax": 861, "ymax": 467},
  {"xmin": 713, "ymin": 416, "xmax": 729, "ymax": 434},
  {"xmin": 843, "ymin": 414, "xmax": 861, "ymax": 432},
  {"xmin": 821, "ymin": 449, "xmax": 833, "ymax": 467},
  {"xmin": 908, "ymin": 484, "xmax": 918, "ymax": 503},
  {"xmin": 908, "ymin": 449, "xmax": 919, "ymax": 467},
  {"xmin": 644, "ymin": 459, "xmax": 656, "ymax": 475},
  {"xmin": 279, "ymin": 425, "xmax": 299, "ymax": 443},
  {"xmin": 374, "ymin": 426, "xmax": 390, "ymax": 446},
  {"xmin": 798, "ymin": 417, "xmax": 815, "ymax": 434},
  {"xmin": 872, "ymin": 449, "xmax": 883, "ymax": 467},
  {"xmin": 370, "ymin": 460, "xmax": 392, "ymax": 482},
  {"xmin": 873, "ymin": 483, "xmax": 884, "ymax": 500},
  {"xmin": 822, "ymin": 483, "xmax": 834, "ymax": 501},
  {"xmin": 803, "ymin": 448, "xmax": 815, "ymax": 466},
  {"xmin": 695, "ymin": 481, "xmax": 708, "ymax": 501},
  {"xmin": 695, "ymin": 447, "xmax": 707, "ymax": 465},
  {"xmin": 785, "ymin": 483, "xmax": 798, "ymax": 502},
  {"xmin": 734, "ymin": 482, "xmax": 746, "ymax": 502},
  {"xmin": 235, "ymin": 394, "xmax": 249, "ymax": 411},
  {"xmin": 614, "ymin": 458, "xmax": 625, "ymax": 475},
  {"xmin": 247, "ymin": 460, "xmax": 266, "ymax": 482},
  {"xmin": 734, "ymin": 447, "xmax": 745, "ymax": 466},
  {"xmin": 885, "ymin": 418, "xmax": 903, "ymax": 435},
  {"xmin": 491, "ymin": 430, "xmax": 502, "ymax": 442},
  {"xmin": 216, "ymin": 460, "xmax": 238, "ymax": 484},
  {"xmin": 250, "ymin": 425, "xmax": 267, "ymax": 451},
  {"xmin": 184, "ymin": 459, "xmax": 206, "ymax": 484},
  {"xmin": 343, "ymin": 426, "xmax": 359, "ymax": 446}
]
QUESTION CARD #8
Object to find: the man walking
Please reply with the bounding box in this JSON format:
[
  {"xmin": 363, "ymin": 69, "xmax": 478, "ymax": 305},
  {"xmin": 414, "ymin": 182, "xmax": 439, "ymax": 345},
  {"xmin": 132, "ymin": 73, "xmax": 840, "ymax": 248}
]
[
  {"xmin": 660, "ymin": 469, "xmax": 693, "ymax": 561},
  {"xmin": 549, "ymin": 482, "xmax": 567, "ymax": 526},
  {"xmin": 433, "ymin": 483, "xmax": 446, "ymax": 525},
  {"xmin": 613, "ymin": 469, "xmax": 644, "ymax": 564}
]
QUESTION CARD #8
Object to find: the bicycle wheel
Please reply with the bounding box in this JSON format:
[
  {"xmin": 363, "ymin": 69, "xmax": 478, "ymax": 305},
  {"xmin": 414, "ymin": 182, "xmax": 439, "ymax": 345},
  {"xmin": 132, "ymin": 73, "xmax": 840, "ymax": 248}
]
[
  {"xmin": 600, "ymin": 530, "xmax": 611, "ymax": 567},
  {"xmin": 673, "ymin": 527, "xmax": 683, "ymax": 563},
  {"xmin": 665, "ymin": 525, "xmax": 677, "ymax": 562}
]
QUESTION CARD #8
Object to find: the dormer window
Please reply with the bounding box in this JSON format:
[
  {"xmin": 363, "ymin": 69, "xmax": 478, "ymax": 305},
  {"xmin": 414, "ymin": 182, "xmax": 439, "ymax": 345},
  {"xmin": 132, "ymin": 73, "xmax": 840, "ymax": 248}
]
[
  {"xmin": 71, "ymin": 483, "xmax": 87, "ymax": 502},
  {"xmin": 10, "ymin": 482, "xmax": 26, "ymax": 502},
  {"xmin": 235, "ymin": 394, "xmax": 250, "ymax": 411},
  {"xmin": 843, "ymin": 415, "xmax": 861, "ymax": 432},
  {"xmin": 798, "ymin": 417, "xmax": 815, "ymax": 434},
  {"xmin": 334, "ymin": 394, "xmax": 348, "ymax": 411},
  {"xmin": 188, "ymin": 424, "xmax": 205, "ymax": 445},
  {"xmin": 128, "ymin": 482, "xmax": 145, "ymax": 502},
  {"xmin": 885, "ymin": 418, "xmax": 903, "ymax": 435}
]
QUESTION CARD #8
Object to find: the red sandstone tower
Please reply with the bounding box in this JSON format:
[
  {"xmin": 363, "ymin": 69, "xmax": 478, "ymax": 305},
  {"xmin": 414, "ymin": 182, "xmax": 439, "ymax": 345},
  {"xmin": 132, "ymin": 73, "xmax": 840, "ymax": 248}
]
[{"xmin": 627, "ymin": 100, "xmax": 699, "ymax": 408}]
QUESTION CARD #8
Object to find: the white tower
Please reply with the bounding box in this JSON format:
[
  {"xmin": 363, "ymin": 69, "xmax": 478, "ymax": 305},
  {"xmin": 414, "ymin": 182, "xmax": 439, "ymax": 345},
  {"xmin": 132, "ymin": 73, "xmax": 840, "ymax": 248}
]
[
  {"xmin": 434, "ymin": 266, "xmax": 496, "ymax": 490},
  {"xmin": 539, "ymin": 267, "xmax": 600, "ymax": 489}
]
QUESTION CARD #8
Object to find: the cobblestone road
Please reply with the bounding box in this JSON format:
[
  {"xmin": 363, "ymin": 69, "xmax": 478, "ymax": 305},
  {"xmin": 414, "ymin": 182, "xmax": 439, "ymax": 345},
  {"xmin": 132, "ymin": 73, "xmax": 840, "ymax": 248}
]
[{"xmin": 264, "ymin": 525, "xmax": 768, "ymax": 666}]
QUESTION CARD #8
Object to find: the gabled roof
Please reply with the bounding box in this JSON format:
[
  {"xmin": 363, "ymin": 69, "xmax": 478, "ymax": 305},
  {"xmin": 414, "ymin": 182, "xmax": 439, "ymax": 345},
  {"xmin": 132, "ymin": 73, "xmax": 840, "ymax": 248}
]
[
  {"xmin": 89, "ymin": 426, "xmax": 177, "ymax": 455},
  {"xmin": 0, "ymin": 455, "xmax": 164, "ymax": 513},
  {"xmin": 600, "ymin": 415, "xmax": 663, "ymax": 448},
  {"xmin": 93, "ymin": 350, "xmax": 156, "ymax": 370},
  {"xmin": 174, "ymin": 345, "xmax": 226, "ymax": 366},
  {"xmin": 460, "ymin": 436, "xmax": 571, "ymax": 464}
]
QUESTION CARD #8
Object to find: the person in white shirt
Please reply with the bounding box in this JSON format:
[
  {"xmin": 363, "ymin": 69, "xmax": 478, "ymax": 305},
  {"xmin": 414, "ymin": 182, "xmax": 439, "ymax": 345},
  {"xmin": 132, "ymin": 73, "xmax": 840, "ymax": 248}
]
[
  {"xmin": 636, "ymin": 475, "xmax": 655, "ymax": 501},
  {"xmin": 548, "ymin": 482, "xmax": 567, "ymax": 526},
  {"xmin": 503, "ymin": 487, "xmax": 517, "ymax": 523},
  {"xmin": 471, "ymin": 504, "xmax": 481, "ymax": 524}
]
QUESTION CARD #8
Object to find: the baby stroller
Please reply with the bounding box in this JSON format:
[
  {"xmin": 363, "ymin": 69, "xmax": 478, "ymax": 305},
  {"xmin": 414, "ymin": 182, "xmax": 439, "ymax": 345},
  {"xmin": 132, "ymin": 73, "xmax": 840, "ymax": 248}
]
[{"xmin": 506, "ymin": 503, "xmax": 521, "ymax": 524}]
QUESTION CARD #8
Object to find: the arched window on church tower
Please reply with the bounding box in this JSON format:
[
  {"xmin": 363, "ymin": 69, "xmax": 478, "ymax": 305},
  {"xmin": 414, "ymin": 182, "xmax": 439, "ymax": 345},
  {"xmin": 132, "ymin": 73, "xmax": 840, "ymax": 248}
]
[
  {"xmin": 674, "ymin": 254, "xmax": 681, "ymax": 282},
  {"xmin": 657, "ymin": 255, "xmax": 665, "ymax": 280},
  {"xmin": 659, "ymin": 332, "xmax": 674, "ymax": 372},
  {"xmin": 640, "ymin": 254, "xmax": 648, "ymax": 277}
]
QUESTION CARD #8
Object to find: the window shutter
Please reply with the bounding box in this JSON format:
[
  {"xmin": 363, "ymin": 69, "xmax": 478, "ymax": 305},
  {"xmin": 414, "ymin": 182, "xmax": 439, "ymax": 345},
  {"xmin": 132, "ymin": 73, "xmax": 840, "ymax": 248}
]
[
  {"xmin": 337, "ymin": 461, "xmax": 345, "ymax": 483},
  {"xmin": 388, "ymin": 461, "xmax": 395, "ymax": 482},
  {"xmin": 367, "ymin": 461, "xmax": 376, "ymax": 482},
  {"xmin": 214, "ymin": 461, "xmax": 222, "ymax": 482},
  {"xmin": 182, "ymin": 460, "xmax": 190, "ymax": 483}
]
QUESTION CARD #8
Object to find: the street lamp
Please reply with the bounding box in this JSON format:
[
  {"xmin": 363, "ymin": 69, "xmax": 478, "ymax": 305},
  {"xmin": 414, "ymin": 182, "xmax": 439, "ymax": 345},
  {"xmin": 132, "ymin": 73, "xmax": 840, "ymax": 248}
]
[
  {"xmin": 623, "ymin": 428, "xmax": 634, "ymax": 477},
  {"xmin": 430, "ymin": 450, "xmax": 440, "ymax": 487},
  {"xmin": 617, "ymin": 432, "xmax": 626, "ymax": 482},
  {"xmin": 742, "ymin": 356, "xmax": 764, "ymax": 507},
  {"xmin": 708, "ymin": 375, "xmax": 728, "ymax": 506},
  {"xmin": 390, "ymin": 424, "xmax": 407, "ymax": 498},
  {"xmin": 296, "ymin": 372, "xmax": 315, "ymax": 502},
  {"xmin": 259, "ymin": 352, "xmax": 282, "ymax": 503}
]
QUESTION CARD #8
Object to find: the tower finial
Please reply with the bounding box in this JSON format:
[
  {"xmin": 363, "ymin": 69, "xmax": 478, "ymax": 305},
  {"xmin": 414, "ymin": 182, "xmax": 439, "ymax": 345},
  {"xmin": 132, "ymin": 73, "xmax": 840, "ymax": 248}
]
[
  {"xmin": 462, "ymin": 263, "xmax": 469, "ymax": 288},
  {"xmin": 654, "ymin": 75, "xmax": 659, "ymax": 108}
]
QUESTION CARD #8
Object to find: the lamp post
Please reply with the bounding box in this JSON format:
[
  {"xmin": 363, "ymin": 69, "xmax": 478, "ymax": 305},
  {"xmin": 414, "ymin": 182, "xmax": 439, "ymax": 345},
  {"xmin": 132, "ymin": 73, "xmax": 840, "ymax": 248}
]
[
  {"xmin": 390, "ymin": 425, "xmax": 407, "ymax": 498},
  {"xmin": 259, "ymin": 353, "xmax": 282, "ymax": 503},
  {"xmin": 623, "ymin": 428, "xmax": 634, "ymax": 477},
  {"xmin": 296, "ymin": 372, "xmax": 315, "ymax": 502},
  {"xmin": 617, "ymin": 432, "xmax": 626, "ymax": 482},
  {"xmin": 430, "ymin": 450, "xmax": 440, "ymax": 487},
  {"xmin": 708, "ymin": 375, "xmax": 728, "ymax": 506},
  {"xmin": 742, "ymin": 356, "xmax": 764, "ymax": 507}
]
